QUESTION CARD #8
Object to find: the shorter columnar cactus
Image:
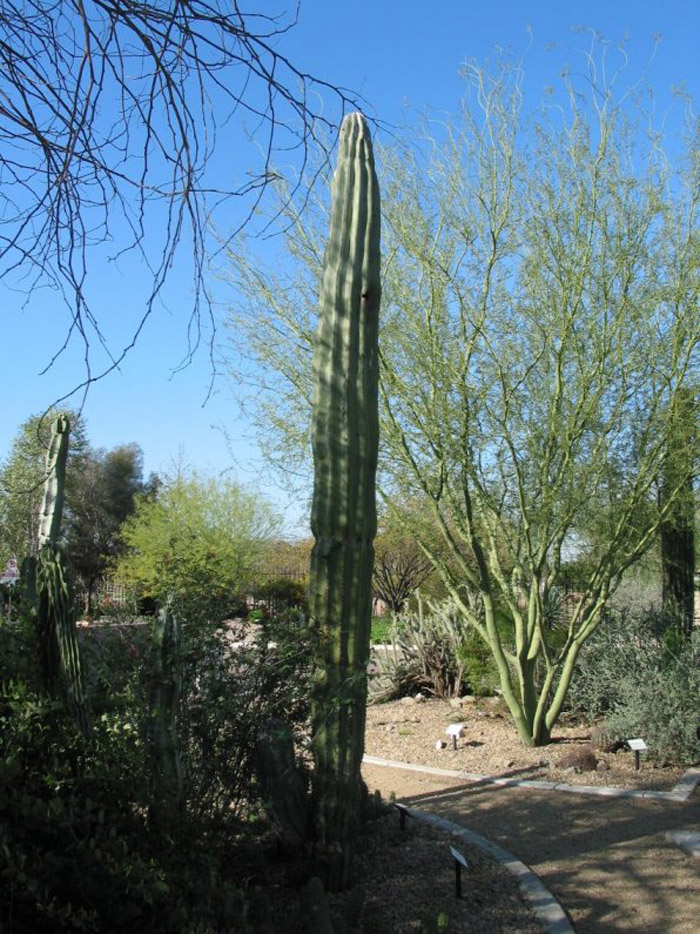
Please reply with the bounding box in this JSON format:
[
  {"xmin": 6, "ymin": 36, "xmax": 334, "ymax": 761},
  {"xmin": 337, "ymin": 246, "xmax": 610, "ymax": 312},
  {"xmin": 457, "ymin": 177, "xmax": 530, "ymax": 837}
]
[
  {"xmin": 34, "ymin": 414, "xmax": 89, "ymax": 733},
  {"xmin": 149, "ymin": 600, "xmax": 183, "ymax": 829}
]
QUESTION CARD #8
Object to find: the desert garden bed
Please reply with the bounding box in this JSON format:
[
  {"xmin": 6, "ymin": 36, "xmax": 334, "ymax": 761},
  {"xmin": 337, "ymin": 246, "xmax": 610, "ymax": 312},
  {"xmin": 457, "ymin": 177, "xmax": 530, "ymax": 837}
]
[{"xmin": 364, "ymin": 696, "xmax": 687, "ymax": 791}]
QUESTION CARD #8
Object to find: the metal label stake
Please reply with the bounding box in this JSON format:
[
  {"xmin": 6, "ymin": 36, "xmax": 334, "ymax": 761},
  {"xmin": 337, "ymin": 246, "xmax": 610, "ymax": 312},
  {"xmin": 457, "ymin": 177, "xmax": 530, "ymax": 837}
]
[{"xmin": 450, "ymin": 846, "xmax": 468, "ymax": 899}]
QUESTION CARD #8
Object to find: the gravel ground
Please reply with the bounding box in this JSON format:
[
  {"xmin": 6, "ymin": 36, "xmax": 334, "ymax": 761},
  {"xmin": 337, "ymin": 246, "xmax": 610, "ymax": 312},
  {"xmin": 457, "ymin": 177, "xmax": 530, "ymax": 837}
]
[
  {"xmin": 361, "ymin": 699, "xmax": 699, "ymax": 933},
  {"xmin": 364, "ymin": 696, "xmax": 686, "ymax": 791},
  {"xmin": 345, "ymin": 812, "xmax": 543, "ymax": 933}
]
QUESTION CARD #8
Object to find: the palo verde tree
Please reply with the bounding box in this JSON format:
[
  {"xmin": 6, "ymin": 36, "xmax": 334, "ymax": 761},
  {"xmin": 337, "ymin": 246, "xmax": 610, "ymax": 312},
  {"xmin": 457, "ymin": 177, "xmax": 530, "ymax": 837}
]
[
  {"xmin": 375, "ymin": 62, "xmax": 697, "ymax": 746},
  {"xmin": 1, "ymin": 1, "xmax": 362, "ymax": 385},
  {"xmin": 225, "ymin": 45, "xmax": 698, "ymax": 747}
]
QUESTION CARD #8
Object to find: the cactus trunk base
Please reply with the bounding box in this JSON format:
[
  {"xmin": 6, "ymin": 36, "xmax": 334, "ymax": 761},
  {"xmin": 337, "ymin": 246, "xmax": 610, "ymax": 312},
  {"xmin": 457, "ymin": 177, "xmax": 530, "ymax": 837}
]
[{"xmin": 309, "ymin": 532, "xmax": 374, "ymax": 889}]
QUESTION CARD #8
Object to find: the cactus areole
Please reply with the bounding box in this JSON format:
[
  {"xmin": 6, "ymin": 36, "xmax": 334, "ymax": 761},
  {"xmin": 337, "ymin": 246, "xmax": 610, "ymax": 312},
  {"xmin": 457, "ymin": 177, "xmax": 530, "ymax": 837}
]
[{"xmin": 309, "ymin": 112, "xmax": 380, "ymax": 889}]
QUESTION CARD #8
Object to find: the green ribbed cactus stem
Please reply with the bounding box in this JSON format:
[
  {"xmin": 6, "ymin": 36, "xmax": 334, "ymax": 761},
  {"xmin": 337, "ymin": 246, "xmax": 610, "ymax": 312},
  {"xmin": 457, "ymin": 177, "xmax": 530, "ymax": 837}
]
[
  {"xmin": 149, "ymin": 600, "xmax": 183, "ymax": 831},
  {"xmin": 34, "ymin": 415, "xmax": 89, "ymax": 734},
  {"xmin": 38, "ymin": 413, "xmax": 70, "ymax": 548},
  {"xmin": 308, "ymin": 112, "xmax": 381, "ymax": 890}
]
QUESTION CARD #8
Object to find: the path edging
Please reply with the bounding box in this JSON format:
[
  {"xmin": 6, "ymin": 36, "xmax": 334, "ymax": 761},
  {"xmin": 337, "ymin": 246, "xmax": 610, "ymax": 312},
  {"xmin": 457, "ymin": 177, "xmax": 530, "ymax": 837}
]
[
  {"xmin": 408, "ymin": 808, "xmax": 574, "ymax": 934},
  {"xmin": 363, "ymin": 755, "xmax": 700, "ymax": 802}
]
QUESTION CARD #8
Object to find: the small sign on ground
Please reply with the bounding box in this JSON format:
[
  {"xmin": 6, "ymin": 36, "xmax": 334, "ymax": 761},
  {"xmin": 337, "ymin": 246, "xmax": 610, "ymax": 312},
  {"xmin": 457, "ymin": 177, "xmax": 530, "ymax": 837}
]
[
  {"xmin": 446, "ymin": 722, "xmax": 466, "ymax": 750},
  {"xmin": 627, "ymin": 738, "xmax": 648, "ymax": 771},
  {"xmin": 450, "ymin": 846, "xmax": 468, "ymax": 869}
]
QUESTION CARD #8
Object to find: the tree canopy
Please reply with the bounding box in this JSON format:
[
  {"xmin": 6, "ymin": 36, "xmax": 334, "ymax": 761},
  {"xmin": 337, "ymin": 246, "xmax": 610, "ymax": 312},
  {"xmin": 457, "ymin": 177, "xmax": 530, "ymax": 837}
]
[
  {"xmin": 224, "ymin": 50, "xmax": 699, "ymax": 745},
  {"xmin": 66, "ymin": 444, "xmax": 158, "ymax": 612},
  {"xmin": 373, "ymin": 510, "xmax": 436, "ymax": 613},
  {"xmin": 0, "ymin": 413, "xmax": 156, "ymax": 611},
  {"xmin": 115, "ymin": 470, "xmax": 280, "ymax": 620},
  {"xmin": 0, "ymin": 410, "xmax": 88, "ymax": 564}
]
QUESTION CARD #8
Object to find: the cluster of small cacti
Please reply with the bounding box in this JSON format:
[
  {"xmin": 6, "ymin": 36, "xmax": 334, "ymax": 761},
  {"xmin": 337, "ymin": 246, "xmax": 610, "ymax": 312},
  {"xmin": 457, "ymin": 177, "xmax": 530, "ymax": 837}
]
[
  {"xmin": 308, "ymin": 111, "xmax": 381, "ymax": 888},
  {"xmin": 254, "ymin": 718, "xmax": 309, "ymax": 848}
]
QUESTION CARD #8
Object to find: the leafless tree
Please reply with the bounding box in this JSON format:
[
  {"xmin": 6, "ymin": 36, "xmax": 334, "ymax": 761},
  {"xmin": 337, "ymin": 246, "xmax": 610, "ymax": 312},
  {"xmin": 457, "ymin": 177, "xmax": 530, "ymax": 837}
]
[
  {"xmin": 0, "ymin": 0, "xmax": 361, "ymax": 394},
  {"xmin": 373, "ymin": 540, "xmax": 434, "ymax": 614}
]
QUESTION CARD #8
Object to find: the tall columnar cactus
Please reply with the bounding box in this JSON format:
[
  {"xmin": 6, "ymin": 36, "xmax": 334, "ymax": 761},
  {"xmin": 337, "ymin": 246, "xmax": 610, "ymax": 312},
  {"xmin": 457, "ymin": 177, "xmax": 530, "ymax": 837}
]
[
  {"xmin": 308, "ymin": 112, "xmax": 381, "ymax": 890},
  {"xmin": 148, "ymin": 600, "xmax": 183, "ymax": 831},
  {"xmin": 33, "ymin": 414, "xmax": 89, "ymax": 733}
]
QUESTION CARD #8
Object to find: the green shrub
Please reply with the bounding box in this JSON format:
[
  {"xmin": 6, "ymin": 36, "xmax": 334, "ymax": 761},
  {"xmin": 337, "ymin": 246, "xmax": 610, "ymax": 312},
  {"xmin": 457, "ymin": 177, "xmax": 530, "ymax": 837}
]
[
  {"xmin": 0, "ymin": 681, "xmax": 166, "ymax": 933},
  {"xmin": 180, "ymin": 613, "xmax": 313, "ymax": 825},
  {"xmin": 0, "ymin": 605, "xmax": 314, "ymax": 932},
  {"xmin": 568, "ymin": 608, "xmax": 700, "ymax": 765},
  {"xmin": 370, "ymin": 615, "xmax": 393, "ymax": 645},
  {"xmin": 456, "ymin": 629, "xmax": 500, "ymax": 697},
  {"xmin": 78, "ymin": 619, "xmax": 149, "ymax": 714},
  {"xmin": 254, "ymin": 577, "xmax": 308, "ymax": 615}
]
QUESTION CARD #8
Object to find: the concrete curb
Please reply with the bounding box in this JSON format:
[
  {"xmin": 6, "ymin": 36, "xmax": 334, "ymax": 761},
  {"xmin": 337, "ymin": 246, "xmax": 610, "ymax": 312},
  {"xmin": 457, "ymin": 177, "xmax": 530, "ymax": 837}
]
[
  {"xmin": 408, "ymin": 808, "xmax": 574, "ymax": 934},
  {"xmin": 363, "ymin": 755, "xmax": 700, "ymax": 802},
  {"xmin": 665, "ymin": 830, "xmax": 700, "ymax": 859}
]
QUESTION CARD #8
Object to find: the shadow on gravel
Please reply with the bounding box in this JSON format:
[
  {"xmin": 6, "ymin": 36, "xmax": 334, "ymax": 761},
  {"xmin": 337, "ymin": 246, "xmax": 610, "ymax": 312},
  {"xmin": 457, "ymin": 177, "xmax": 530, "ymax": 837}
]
[{"xmin": 400, "ymin": 782, "xmax": 700, "ymax": 933}]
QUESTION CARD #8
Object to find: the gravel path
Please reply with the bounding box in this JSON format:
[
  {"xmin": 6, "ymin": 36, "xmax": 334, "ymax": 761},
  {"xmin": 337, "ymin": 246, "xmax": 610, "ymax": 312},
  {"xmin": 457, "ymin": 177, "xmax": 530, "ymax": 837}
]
[{"xmin": 361, "ymin": 763, "xmax": 700, "ymax": 933}]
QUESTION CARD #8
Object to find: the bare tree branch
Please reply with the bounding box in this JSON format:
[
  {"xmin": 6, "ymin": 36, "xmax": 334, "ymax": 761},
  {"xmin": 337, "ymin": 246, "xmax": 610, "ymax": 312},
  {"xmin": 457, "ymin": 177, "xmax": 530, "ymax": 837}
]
[{"xmin": 0, "ymin": 0, "xmax": 362, "ymax": 397}]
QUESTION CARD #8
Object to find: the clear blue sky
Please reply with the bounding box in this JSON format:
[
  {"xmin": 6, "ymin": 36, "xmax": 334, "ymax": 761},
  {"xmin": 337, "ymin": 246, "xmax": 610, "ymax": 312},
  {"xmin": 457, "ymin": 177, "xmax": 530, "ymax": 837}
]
[{"xmin": 2, "ymin": 0, "xmax": 698, "ymax": 534}]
